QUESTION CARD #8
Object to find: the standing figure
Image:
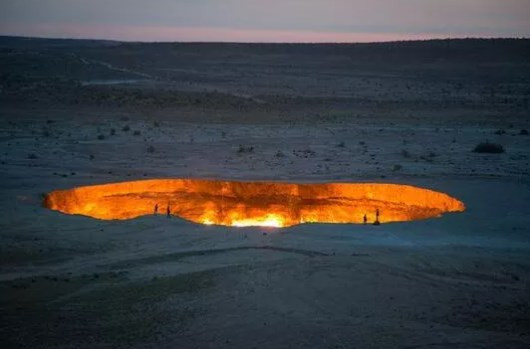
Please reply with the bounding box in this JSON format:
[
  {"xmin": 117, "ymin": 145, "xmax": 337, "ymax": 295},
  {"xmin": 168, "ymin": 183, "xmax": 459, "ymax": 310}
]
[
  {"xmin": 166, "ymin": 204, "xmax": 171, "ymax": 218},
  {"xmin": 154, "ymin": 204, "xmax": 158, "ymax": 215},
  {"xmin": 373, "ymin": 208, "xmax": 380, "ymax": 225},
  {"xmin": 363, "ymin": 214, "xmax": 367, "ymax": 225}
]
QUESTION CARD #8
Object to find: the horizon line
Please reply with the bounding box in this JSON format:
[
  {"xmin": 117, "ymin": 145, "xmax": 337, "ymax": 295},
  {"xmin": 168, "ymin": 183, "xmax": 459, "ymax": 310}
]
[{"xmin": 2, "ymin": 33, "xmax": 529, "ymax": 45}]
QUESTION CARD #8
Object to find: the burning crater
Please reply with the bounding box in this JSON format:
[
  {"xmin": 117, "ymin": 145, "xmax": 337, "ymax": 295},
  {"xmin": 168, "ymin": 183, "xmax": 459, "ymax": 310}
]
[{"xmin": 43, "ymin": 179, "xmax": 465, "ymax": 227}]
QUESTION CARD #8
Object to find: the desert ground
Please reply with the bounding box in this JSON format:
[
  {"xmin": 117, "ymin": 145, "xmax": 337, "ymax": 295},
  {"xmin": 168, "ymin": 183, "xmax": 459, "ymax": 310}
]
[{"xmin": 1, "ymin": 37, "xmax": 529, "ymax": 348}]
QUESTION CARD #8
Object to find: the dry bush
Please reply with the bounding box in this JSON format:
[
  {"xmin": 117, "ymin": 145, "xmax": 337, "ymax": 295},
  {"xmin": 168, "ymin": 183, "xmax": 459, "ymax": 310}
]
[{"xmin": 473, "ymin": 142, "xmax": 505, "ymax": 153}]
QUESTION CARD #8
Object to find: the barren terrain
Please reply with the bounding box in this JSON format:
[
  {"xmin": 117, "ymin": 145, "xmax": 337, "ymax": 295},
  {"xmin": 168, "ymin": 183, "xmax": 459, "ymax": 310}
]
[{"xmin": 1, "ymin": 37, "xmax": 529, "ymax": 348}]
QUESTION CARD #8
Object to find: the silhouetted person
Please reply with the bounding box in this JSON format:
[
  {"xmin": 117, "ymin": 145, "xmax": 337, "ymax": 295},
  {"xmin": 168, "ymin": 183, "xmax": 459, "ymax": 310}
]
[
  {"xmin": 373, "ymin": 208, "xmax": 380, "ymax": 225},
  {"xmin": 363, "ymin": 214, "xmax": 367, "ymax": 225},
  {"xmin": 166, "ymin": 204, "xmax": 170, "ymax": 218},
  {"xmin": 154, "ymin": 204, "xmax": 158, "ymax": 215}
]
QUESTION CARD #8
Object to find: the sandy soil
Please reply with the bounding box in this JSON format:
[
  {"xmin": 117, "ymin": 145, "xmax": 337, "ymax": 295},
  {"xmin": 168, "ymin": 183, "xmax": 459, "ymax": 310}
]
[{"xmin": 1, "ymin": 37, "xmax": 529, "ymax": 348}]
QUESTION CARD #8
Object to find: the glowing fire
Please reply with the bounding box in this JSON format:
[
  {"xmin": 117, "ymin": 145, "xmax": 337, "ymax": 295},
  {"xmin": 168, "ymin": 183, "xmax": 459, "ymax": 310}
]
[
  {"xmin": 43, "ymin": 179, "xmax": 465, "ymax": 227},
  {"xmin": 231, "ymin": 214, "xmax": 285, "ymax": 228}
]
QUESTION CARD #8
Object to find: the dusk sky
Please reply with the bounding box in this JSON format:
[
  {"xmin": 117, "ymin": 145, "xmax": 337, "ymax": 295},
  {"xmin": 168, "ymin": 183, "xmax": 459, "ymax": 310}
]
[{"xmin": 1, "ymin": 0, "xmax": 529, "ymax": 43}]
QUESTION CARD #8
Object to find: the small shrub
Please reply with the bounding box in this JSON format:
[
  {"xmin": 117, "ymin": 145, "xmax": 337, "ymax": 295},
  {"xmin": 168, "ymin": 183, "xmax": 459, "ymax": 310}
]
[
  {"xmin": 27, "ymin": 153, "xmax": 38, "ymax": 159},
  {"xmin": 392, "ymin": 164, "xmax": 402, "ymax": 172},
  {"xmin": 420, "ymin": 155, "xmax": 433, "ymax": 162},
  {"xmin": 133, "ymin": 130, "xmax": 141, "ymax": 136},
  {"xmin": 336, "ymin": 141, "xmax": 345, "ymax": 148},
  {"xmin": 494, "ymin": 129, "xmax": 506, "ymax": 135},
  {"xmin": 97, "ymin": 134, "xmax": 105, "ymax": 140},
  {"xmin": 473, "ymin": 142, "xmax": 505, "ymax": 154},
  {"xmin": 110, "ymin": 128, "xmax": 116, "ymax": 136},
  {"xmin": 122, "ymin": 125, "xmax": 130, "ymax": 132},
  {"xmin": 520, "ymin": 129, "xmax": 528, "ymax": 136},
  {"xmin": 147, "ymin": 145, "xmax": 156, "ymax": 153},
  {"xmin": 401, "ymin": 150, "xmax": 411, "ymax": 158},
  {"xmin": 292, "ymin": 149, "xmax": 315, "ymax": 158},
  {"xmin": 238, "ymin": 145, "xmax": 254, "ymax": 153}
]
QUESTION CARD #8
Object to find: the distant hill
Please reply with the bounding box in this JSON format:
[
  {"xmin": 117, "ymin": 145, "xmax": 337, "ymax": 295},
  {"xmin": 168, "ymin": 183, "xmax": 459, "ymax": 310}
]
[
  {"xmin": 1, "ymin": 35, "xmax": 529, "ymax": 65},
  {"xmin": 1, "ymin": 35, "xmax": 529, "ymax": 112}
]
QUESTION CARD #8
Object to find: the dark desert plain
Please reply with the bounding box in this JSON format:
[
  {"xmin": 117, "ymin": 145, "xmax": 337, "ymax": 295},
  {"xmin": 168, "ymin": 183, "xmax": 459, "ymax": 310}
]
[{"xmin": 1, "ymin": 36, "xmax": 530, "ymax": 348}]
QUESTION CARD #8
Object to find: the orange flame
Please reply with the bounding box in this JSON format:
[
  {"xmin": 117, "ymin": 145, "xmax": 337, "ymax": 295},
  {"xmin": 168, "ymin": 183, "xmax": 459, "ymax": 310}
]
[{"xmin": 43, "ymin": 179, "xmax": 465, "ymax": 227}]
